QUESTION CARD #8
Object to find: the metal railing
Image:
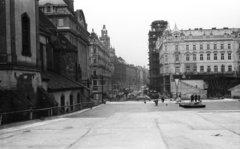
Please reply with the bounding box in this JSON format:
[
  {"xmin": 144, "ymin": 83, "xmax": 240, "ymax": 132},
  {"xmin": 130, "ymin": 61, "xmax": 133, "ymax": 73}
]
[{"xmin": 0, "ymin": 101, "xmax": 94, "ymax": 126}]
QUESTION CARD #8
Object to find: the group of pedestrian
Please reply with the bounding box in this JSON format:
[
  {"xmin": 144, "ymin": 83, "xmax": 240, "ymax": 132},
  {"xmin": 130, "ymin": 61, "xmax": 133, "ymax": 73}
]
[{"xmin": 190, "ymin": 94, "xmax": 201, "ymax": 103}]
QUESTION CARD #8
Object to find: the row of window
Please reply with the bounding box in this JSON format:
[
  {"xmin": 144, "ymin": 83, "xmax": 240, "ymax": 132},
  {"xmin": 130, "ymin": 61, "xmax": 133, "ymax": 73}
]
[
  {"xmin": 171, "ymin": 65, "xmax": 233, "ymax": 73},
  {"xmin": 164, "ymin": 53, "xmax": 234, "ymax": 62},
  {"xmin": 199, "ymin": 65, "xmax": 232, "ymax": 72},
  {"xmin": 185, "ymin": 53, "xmax": 232, "ymax": 61},
  {"xmin": 165, "ymin": 43, "xmax": 234, "ymax": 51}
]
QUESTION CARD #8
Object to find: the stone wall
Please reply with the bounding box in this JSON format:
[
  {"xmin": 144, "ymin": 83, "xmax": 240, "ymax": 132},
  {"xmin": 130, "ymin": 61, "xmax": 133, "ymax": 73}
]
[{"xmin": 0, "ymin": 70, "xmax": 42, "ymax": 108}]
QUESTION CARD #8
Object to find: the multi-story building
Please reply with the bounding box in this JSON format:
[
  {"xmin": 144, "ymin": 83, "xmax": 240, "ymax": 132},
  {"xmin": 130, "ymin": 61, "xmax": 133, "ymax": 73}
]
[
  {"xmin": 39, "ymin": 10, "xmax": 89, "ymax": 113},
  {"xmin": 89, "ymin": 26, "xmax": 112, "ymax": 104},
  {"xmin": 158, "ymin": 24, "xmax": 240, "ymax": 98},
  {"xmin": 148, "ymin": 20, "xmax": 168, "ymax": 92},
  {"xmin": 99, "ymin": 25, "xmax": 113, "ymax": 93},
  {"xmin": 112, "ymin": 57, "xmax": 127, "ymax": 89},
  {"xmin": 39, "ymin": 0, "xmax": 90, "ymax": 87},
  {"xmin": 126, "ymin": 64, "xmax": 138, "ymax": 90},
  {"xmin": 137, "ymin": 66, "xmax": 149, "ymax": 87}
]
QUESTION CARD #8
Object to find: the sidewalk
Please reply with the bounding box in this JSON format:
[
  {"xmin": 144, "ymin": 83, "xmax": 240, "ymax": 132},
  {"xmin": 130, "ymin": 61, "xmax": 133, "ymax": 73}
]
[{"xmin": 0, "ymin": 104, "xmax": 103, "ymax": 131}]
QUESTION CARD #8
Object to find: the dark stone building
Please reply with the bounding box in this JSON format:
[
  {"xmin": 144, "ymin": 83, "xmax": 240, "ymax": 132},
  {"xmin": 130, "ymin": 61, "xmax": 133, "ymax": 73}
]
[{"xmin": 148, "ymin": 20, "xmax": 168, "ymax": 92}]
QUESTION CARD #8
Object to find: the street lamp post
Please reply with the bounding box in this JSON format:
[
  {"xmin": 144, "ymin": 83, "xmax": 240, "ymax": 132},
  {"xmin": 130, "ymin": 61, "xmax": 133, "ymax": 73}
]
[{"xmin": 102, "ymin": 68, "xmax": 104, "ymax": 103}]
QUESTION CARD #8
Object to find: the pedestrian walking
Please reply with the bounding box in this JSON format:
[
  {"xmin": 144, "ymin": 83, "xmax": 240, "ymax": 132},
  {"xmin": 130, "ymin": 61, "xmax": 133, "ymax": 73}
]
[
  {"xmin": 154, "ymin": 98, "xmax": 158, "ymax": 106},
  {"xmin": 161, "ymin": 95, "xmax": 165, "ymax": 103},
  {"xmin": 194, "ymin": 94, "xmax": 198, "ymax": 102},
  {"xmin": 197, "ymin": 94, "xmax": 201, "ymax": 102},
  {"xmin": 191, "ymin": 94, "xmax": 194, "ymax": 102}
]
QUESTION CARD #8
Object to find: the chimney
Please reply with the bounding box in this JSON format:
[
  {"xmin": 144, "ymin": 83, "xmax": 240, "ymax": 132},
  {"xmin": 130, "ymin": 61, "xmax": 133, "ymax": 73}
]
[{"xmin": 64, "ymin": 0, "xmax": 74, "ymax": 12}]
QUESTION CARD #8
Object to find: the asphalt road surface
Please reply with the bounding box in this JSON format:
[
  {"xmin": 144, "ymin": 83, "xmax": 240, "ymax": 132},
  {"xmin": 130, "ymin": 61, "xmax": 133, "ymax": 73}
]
[{"xmin": 0, "ymin": 99, "xmax": 240, "ymax": 149}]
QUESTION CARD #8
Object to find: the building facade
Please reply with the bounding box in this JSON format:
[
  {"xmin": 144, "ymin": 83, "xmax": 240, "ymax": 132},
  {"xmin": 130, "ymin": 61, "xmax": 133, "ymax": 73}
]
[
  {"xmin": 158, "ymin": 24, "xmax": 240, "ymax": 98},
  {"xmin": 137, "ymin": 66, "xmax": 149, "ymax": 87},
  {"xmin": 39, "ymin": 10, "xmax": 89, "ymax": 113},
  {"xmin": 39, "ymin": 0, "xmax": 90, "ymax": 87},
  {"xmin": 89, "ymin": 27, "xmax": 112, "ymax": 105}
]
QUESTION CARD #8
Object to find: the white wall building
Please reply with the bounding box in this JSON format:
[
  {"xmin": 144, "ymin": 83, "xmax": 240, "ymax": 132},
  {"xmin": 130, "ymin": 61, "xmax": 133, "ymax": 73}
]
[{"xmin": 157, "ymin": 24, "xmax": 240, "ymax": 99}]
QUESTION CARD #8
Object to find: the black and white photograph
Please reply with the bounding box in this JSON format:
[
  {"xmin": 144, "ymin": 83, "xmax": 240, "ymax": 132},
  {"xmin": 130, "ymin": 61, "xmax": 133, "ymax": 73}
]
[{"xmin": 0, "ymin": 0, "xmax": 240, "ymax": 148}]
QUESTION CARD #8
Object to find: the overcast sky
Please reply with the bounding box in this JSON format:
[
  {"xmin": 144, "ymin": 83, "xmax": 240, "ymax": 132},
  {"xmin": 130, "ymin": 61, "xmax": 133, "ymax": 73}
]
[{"xmin": 74, "ymin": 0, "xmax": 240, "ymax": 68}]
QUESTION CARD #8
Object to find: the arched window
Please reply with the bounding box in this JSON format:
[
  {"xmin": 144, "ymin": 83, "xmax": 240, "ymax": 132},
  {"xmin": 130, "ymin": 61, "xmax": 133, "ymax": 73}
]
[
  {"xmin": 193, "ymin": 54, "xmax": 196, "ymax": 61},
  {"xmin": 228, "ymin": 53, "xmax": 232, "ymax": 60},
  {"xmin": 200, "ymin": 54, "xmax": 203, "ymax": 61},
  {"xmin": 207, "ymin": 54, "xmax": 210, "ymax": 60},
  {"xmin": 214, "ymin": 53, "xmax": 217, "ymax": 60},
  {"xmin": 221, "ymin": 53, "xmax": 225, "ymax": 60},
  {"xmin": 22, "ymin": 13, "xmax": 31, "ymax": 56}
]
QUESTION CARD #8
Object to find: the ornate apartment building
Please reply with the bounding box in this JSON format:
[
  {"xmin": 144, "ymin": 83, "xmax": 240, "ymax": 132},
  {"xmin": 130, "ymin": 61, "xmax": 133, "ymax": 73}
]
[
  {"xmin": 89, "ymin": 26, "xmax": 112, "ymax": 104},
  {"xmin": 157, "ymin": 24, "xmax": 240, "ymax": 98}
]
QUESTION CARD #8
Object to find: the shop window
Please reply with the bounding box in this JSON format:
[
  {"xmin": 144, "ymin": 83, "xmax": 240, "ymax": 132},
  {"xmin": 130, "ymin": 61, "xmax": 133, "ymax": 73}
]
[
  {"xmin": 207, "ymin": 66, "xmax": 211, "ymax": 72},
  {"xmin": 200, "ymin": 66, "xmax": 204, "ymax": 72},
  {"xmin": 214, "ymin": 65, "xmax": 218, "ymax": 72},
  {"xmin": 228, "ymin": 65, "xmax": 232, "ymax": 71}
]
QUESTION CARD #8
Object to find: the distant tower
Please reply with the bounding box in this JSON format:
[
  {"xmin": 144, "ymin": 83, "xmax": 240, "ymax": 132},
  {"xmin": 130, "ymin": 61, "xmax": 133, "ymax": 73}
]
[
  {"xmin": 100, "ymin": 25, "xmax": 110, "ymax": 50},
  {"xmin": 148, "ymin": 20, "xmax": 168, "ymax": 92}
]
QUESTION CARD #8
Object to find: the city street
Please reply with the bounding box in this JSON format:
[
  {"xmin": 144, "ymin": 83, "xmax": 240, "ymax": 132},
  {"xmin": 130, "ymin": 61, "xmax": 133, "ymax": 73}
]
[{"xmin": 0, "ymin": 99, "xmax": 240, "ymax": 149}]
